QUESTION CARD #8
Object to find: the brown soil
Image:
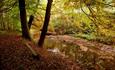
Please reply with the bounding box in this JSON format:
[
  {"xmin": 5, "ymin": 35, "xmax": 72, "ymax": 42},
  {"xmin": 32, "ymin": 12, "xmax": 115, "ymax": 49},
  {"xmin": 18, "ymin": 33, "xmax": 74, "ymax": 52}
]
[{"xmin": 0, "ymin": 32, "xmax": 81, "ymax": 70}]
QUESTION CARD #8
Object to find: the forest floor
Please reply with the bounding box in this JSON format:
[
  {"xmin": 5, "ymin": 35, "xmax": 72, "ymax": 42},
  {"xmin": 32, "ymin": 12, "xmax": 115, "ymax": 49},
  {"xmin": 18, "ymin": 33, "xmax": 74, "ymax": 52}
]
[
  {"xmin": 0, "ymin": 31, "xmax": 115, "ymax": 70},
  {"xmin": 0, "ymin": 31, "xmax": 81, "ymax": 70}
]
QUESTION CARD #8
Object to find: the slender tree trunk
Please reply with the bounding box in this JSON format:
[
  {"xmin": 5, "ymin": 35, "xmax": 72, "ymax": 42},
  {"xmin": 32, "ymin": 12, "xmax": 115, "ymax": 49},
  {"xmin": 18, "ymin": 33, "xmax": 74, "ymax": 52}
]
[
  {"xmin": 28, "ymin": 15, "xmax": 34, "ymax": 29},
  {"xmin": 2, "ymin": 13, "xmax": 5, "ymax": 30},
  {"xmin": 0, "ymin": 13, "xmax": 3, "ymax": 30},
  {"xmin": 0, "ymin": 1, "xmax": 3, "ymax": 30},
  {"xmin": 18, "ymin": 0, "xmax": 31, "ymax": 40},
  {"xmin": 38, "ymin": 0, "xmax": 53, "ymax": 47}
]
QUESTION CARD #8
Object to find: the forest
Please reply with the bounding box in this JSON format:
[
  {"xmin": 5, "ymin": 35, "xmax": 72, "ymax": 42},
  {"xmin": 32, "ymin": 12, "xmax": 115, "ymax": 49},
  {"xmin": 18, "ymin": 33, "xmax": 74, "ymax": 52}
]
[{"xmin": 0, "ymin": 0, "xmax": 115, "ymax": 70}]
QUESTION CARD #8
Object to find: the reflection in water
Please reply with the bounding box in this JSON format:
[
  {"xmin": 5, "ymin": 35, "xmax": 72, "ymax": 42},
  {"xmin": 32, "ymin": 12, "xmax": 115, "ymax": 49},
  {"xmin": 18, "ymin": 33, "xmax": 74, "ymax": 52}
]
[{"xmin": 47, "ymin": 47, "xmax": 60, "ymax": 53}]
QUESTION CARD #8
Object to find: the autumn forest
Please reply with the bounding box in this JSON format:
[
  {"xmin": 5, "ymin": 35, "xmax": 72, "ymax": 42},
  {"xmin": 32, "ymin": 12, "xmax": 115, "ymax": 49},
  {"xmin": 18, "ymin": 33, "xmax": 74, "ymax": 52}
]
[{"xmin": 0, "ymin": 0, "xmax": 115, "ymax": 70}]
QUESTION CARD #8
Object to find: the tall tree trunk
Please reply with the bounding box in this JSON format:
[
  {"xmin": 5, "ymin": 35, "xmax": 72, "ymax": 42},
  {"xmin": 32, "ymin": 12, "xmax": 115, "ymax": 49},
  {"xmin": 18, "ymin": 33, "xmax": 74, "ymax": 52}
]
[
  {"xmin": 38, "ymin": 0, "xmax": 53, "ymax": 47},
  {"xmin": 0, "ymin": 0, "xmax": 4, "ymax": 30},
  {"xmin": 18, "ymin": 0, "xmax": 31, "ymax": 40},
  {"xmin": 0, "ymin": 13, "xmax": 3, "ymax": 30},
  {"xmin": 28, "ymin": 15, "xmax": 34, "ymax": 29}
]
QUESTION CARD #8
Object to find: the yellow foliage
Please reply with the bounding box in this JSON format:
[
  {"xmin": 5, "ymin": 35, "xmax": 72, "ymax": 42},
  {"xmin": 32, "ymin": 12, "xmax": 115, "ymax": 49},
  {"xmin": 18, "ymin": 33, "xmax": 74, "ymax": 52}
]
[
  {"xmin": 48, "ymin": 23, "xmax": 55, "ymax": 32},
  {"xmin": 31, "ymin": 16, "xmax": 55, "ymax": 33},
  {"xmin": 84, "ymin": 0, "xmax": 91, "ymax": 5}
]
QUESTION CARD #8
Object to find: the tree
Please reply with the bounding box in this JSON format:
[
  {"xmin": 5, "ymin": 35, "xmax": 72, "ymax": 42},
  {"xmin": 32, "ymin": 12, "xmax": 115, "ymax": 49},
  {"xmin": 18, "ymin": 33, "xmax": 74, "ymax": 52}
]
[
  {"xmin": 28, "ymin": 15, "xmax": 34, "ymax": 29},
  {"xmin": 38, "ymin": 0, "xmax": 53, "ymax": 47},
  {"xmin": 18, "ymin": 0, "xmax": 31, "ymax": 40},
  {"xmin": 0, "ymin": 0, "xmax": 4, "ymax": 30}
]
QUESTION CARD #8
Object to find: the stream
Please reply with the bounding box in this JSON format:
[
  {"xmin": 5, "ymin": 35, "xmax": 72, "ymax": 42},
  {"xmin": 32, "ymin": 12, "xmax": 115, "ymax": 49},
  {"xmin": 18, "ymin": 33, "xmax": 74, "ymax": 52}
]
[{"xmin": 43, "ymin": 35, "xmax": 115, "ymax": 70}]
